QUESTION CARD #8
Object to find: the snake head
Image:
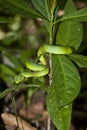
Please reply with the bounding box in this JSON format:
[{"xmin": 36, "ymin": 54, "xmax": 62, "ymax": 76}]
[{"xmin": 14, "ymin": 74, "xmax": 24, "ymax": 84}]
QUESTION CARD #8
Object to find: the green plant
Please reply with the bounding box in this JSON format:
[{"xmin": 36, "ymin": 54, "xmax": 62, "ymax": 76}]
[{"xmin": 0, "ymin": 0, "xmax": 87, "ymax": 130}]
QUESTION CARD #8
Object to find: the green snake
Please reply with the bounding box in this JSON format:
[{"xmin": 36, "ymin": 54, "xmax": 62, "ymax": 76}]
[{"xmin": 14, "ymin": 44, "xmax": 72, "ymax": 83}]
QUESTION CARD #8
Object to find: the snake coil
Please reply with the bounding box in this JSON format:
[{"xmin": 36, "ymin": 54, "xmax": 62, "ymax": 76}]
[{"xmin": 14, "ymin": 44, "xmax": 72, "ymax": 83}]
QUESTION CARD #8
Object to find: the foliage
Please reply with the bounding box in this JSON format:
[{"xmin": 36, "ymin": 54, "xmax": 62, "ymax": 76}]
[{"xmin": 0, "ymin": 0, "xmax": 87, "ymax": 130}]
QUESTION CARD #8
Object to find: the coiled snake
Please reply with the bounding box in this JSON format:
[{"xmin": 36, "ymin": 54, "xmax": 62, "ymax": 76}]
[{"xmin": 14, "ymin": 44, "xmax": 72, "ymax": 83}]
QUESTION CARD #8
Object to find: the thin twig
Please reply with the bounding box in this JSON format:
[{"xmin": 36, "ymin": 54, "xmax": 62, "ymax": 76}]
[{"xmin": 47, "ymin": 115, "xmax": 51, "ymax": 130}]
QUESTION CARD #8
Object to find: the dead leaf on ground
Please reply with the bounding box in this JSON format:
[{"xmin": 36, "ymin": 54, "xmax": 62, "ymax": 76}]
[{"xmin": 1, "ymin": 113, "xmax": 38, "ymax": 130}]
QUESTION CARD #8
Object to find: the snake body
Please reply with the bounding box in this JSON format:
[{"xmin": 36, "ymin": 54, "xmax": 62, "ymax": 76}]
[{"xmin": 14, "ymin": 44, "xmax": 72, "ymax": 83}]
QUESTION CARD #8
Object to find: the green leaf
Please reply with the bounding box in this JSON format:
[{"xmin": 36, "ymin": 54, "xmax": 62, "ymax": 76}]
[
  {"xmin": 47, "ymin": 55, "xmax": 81, "ymax": 130},
  {"xmin": 59, "ymin": 7, "xmax": 87, "ymax": 22},
  {"xmin": 44, "ymin": 20, "xmax": 50, "ymax": 34},
  {"xmin": 0, "ymin": 0, "xmax": 41, "ymax": 18},
  {"xmin": 51, "ymin": 55, "xmax": 81, "ymax": 108},
  {"xmin": 0, "ymin": 84, "xmax": 24, "ymax": 99},
  {"xmin": 0, "ymin": 17, "xmax": 13, "ymax": 23},
  {"xmin": 0, "ymin": 64, "xmax": 15, "ymax": 76},
  {"xmin": 0, "ymin": 64, "xmax": 16, "ymax": 84},
  {"xmin": 56, "ymin": 0, "xmax": 83, "ymax": 50},
  {"xmin": 47, "ymin": 93, "xmax": 72, "ymax": 130},
  {"xmin": 31, "ymin": 0, "xmax": 50, "ymax": 20},
  {"xmin": 68, "ymin": 54, "xmax": 87, "ymax": 68},
  {"xmin": 0, "ymin": 87, "xmax": 15, "ymax": 99},
  {"xmin": 4, "ymin": 51, "xmax": 24, "ymax": 72}
]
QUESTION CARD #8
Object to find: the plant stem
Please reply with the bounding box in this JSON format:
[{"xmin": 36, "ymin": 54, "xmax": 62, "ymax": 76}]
[
  {"xmin": 49, "ymin": 13, "xmax": 53, "ymax": 86},
  {"xmin": 47, "ymin": 115, "xmax": 51, "ymax": 130},
  {"xmin": 47, "ymin": 1, "xmax": 56, "ymax": 130},
  {"xmin": 49, "ymin": 0, "xmax": 56, "ymax": 84},
  {"xmin": 49, "ymin": 18, "xmax": 53, "ymax": 45}
]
